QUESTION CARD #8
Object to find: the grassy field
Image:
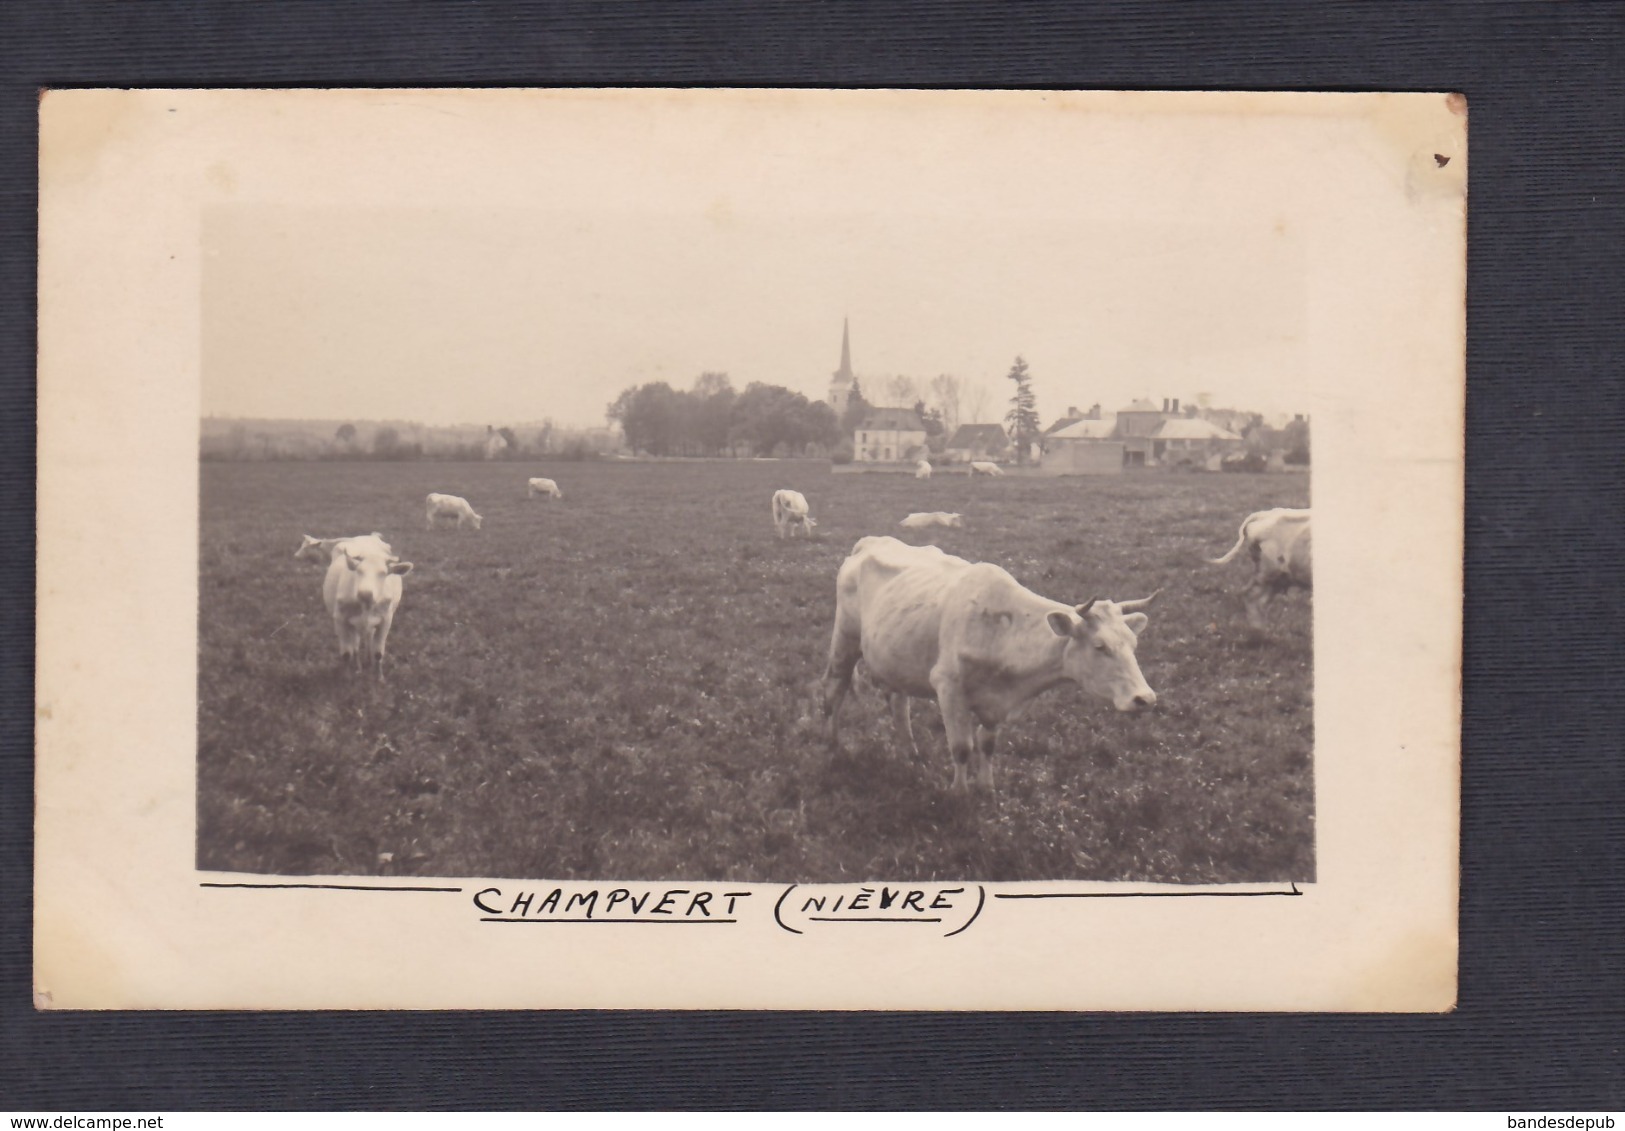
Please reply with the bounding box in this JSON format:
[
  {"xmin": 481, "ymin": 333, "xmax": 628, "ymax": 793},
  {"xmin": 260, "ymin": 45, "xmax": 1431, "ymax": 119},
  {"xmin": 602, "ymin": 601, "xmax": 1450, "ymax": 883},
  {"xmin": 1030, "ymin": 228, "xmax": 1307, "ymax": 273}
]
[{"xmin": 198, "ymin": 458, "xmax": 1312, "ymax": 883}]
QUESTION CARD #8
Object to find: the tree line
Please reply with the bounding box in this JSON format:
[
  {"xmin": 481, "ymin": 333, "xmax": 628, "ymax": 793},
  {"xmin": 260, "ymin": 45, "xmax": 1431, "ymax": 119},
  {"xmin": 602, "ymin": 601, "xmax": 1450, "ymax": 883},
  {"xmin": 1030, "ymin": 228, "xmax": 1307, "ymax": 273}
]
[{"xmin": 605, "ymin": 370, "xmax": 1015, "ymax": 460}]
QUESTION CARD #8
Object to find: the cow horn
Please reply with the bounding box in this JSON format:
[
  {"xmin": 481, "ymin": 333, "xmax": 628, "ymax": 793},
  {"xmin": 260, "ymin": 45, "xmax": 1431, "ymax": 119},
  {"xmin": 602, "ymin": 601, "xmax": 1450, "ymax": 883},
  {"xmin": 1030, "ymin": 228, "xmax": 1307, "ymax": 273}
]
[
  {"xmin": 1075, "ymin": 598, "xmax": 1097, "ymax": 617},
  {"xmin": 1117, "ymin": 589, "xmax": 1163, "ymax": 613}
]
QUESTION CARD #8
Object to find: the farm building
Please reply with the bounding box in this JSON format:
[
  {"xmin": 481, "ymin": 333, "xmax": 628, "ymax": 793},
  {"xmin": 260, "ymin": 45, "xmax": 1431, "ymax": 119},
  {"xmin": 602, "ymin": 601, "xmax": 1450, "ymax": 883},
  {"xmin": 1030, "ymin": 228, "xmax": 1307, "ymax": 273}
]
[
  {"xmin": 1040, "ymin": 398, "xmax": 1246, "ymax": 473},
  {"xmin": 1041, "ymin": 416, "xmax": 1124, "ymax": 475},
  {"xmin": 1150, "ymin": 416, "xmax": 1246, "ymax": 469},
  {"xmin": 854, "ymin": 406, "xmax": 928, "ymax": 462},
  {"xmin": 945, "ymin": 423, "xmax": 1011, "ymax": 464},
  {"xmin": 483, "ymin": 426, "xmax": 509, "ymax": 460},
  {"xmin": 1043, "ymin": 404, "xmax": 1102, "ymax": 437},
  {"xmin": 1116, "ymin": 398, "xmax": 1170, "ymax": 466}
]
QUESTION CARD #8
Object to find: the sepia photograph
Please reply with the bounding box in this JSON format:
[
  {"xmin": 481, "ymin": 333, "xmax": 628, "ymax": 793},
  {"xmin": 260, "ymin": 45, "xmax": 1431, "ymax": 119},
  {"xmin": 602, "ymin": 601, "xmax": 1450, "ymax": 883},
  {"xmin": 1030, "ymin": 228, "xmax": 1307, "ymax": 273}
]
[
  {"xmin": 196, "ymin": 149, "xmax": 1313, "ymax": 886},
  {"xmin": 37, "ymin": 89, "xmax": 1461, "ymax": 1010}
]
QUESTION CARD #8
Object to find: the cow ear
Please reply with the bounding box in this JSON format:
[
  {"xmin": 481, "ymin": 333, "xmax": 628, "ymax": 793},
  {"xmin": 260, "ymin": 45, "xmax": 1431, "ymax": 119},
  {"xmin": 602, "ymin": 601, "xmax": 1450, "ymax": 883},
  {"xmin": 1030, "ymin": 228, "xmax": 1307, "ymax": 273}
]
[
  {"xmin": 389, "ymin": 560, "xmax": 414, "ymax": 576},
  {"xmin": 1046, "ymin": 610, "xmax": 1076, "ymax": 638},
  {"xmin": 1123, "ymin": 612, "xmax": 1149, "ymax": 636}
]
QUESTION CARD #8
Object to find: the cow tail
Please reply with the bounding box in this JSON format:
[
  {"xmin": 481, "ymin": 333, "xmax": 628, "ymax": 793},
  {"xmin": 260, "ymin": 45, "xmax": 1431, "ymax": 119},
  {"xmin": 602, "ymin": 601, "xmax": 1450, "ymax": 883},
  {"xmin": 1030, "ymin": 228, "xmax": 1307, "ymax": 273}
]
[{"xmin": 1207, "ymin": 522, "xmax": 1250, "ymax": 565}]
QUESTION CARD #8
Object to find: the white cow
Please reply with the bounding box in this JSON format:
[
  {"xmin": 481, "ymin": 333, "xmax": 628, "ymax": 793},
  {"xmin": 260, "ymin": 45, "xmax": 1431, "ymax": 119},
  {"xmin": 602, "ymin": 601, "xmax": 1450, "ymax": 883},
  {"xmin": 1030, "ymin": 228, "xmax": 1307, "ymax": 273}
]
[
  {"xmin": 915, "ymin": 460, "xmax": 933, "ymax": 480},
  {"xmin": 899, "ymin": 512, "xmax": 964, "ymax": 530},
  {"xmin": 295, "ymin": 532, "xmax": 387, "ymax": 565},
  {"xmin": 968, "ymin": 461, "xmax": 1004, "ymax": 477},
  {"xmin": 771, "ymin": 489, "xmax": 817, "ymax": 540},
  {"xmin": 425, "ymin": 493, "xmax": 482, "ymax": 530},
  {"xmin": 527, "ymin": 477, "xmax": 563, "ymax": 500},
  {"xmin": 1208, "ymin": 507, "xmax": 1312, "ymax": 626},
  {"xmin": 821, "ymin": 536, "xmax": 1158, "ymax": 790},
  {"xmin": 321, "ymin": 534, "xmax": 413, "ymax": 677}
]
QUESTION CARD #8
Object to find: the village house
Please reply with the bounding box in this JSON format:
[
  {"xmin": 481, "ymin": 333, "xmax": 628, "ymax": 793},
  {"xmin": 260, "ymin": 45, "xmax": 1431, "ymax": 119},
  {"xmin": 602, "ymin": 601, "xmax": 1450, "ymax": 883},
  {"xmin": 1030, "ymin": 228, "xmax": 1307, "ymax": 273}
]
[
  {"xmin": 1040, "ymin": 396, "xmax": 1246, "ymax": 474},
  {"xmin": 1149, "ymin": 415, "xmax": 1245, "ymax": 469},
  {"xmin": 944, "ymin": 423, "xmax": 1011, "ymax": 464},
  {"xmin": 1042, "ymin": 415, "xmax": 1123, "ymax": 474},
  {"xmin": 1043, "ymin": 404, "xmax": 1102, "ymax": 438},
  {"xmin": 854, "ymin": 406, "xmax": 928, "ymax": 463}
]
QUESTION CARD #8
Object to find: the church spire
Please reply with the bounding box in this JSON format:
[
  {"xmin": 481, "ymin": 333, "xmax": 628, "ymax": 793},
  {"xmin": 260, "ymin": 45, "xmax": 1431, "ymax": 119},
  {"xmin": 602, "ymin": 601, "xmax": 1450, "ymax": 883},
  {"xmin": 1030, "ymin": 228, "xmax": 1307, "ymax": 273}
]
[{"xmin": 828, "ymin": 317, "xmax": 855, "ymax": 415}]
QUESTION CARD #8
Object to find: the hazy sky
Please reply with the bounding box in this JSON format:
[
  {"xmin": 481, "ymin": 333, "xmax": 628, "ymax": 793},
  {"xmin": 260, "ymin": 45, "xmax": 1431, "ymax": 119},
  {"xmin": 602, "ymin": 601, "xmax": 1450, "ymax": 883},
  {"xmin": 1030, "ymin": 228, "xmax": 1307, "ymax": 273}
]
[{"xmin": 200, "ymin": 94, "xmax": 1311, "ymax": 429}]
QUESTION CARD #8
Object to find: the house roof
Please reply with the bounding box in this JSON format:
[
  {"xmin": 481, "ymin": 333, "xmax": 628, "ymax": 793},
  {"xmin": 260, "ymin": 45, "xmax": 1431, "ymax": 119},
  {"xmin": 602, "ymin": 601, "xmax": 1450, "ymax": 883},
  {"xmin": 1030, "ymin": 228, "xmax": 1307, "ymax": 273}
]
[
  {"xmin": 946, "ymin": 423, "xmax": 1010, "ymax": 449},
  {"xmin": 1048, "ymin": 416, "xmax": 1120, "ymax": 440},
  {"xmin": 1152, "ymin": 417, "xmax": 1243, "ymax": 441},
  {"xmin": 1119, "ymin": 398, "xmax": 1162, "ymax": 413},
  {"xmin": 858, "ymin": 407, "xmax": 925, "ymax": 431}
]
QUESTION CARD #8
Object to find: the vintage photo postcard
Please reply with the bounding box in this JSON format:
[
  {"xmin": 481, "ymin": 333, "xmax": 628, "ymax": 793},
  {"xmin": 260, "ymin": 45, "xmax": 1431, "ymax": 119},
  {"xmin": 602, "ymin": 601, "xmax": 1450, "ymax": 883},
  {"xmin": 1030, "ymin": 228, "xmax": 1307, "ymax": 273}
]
[{"xmin": 36, "ymin": 89, "xmax": 1463, "ymax": 1010}]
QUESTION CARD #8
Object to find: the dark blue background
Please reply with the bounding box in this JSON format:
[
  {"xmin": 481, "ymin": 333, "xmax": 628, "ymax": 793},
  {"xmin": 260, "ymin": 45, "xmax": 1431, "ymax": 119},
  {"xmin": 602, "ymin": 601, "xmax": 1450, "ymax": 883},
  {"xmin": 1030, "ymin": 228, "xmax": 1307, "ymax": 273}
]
[{"xmin": 2, "ymin": 2, "xmax": 1620, "ymax": 1110}]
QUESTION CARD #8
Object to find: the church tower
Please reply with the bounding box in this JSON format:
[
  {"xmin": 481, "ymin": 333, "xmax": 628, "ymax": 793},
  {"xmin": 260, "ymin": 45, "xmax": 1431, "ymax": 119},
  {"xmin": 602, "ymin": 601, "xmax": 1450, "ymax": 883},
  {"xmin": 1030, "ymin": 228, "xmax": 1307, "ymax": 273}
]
[{"xmin": 828, "ymin": 317, "xmax": 855, "ymax": 415}]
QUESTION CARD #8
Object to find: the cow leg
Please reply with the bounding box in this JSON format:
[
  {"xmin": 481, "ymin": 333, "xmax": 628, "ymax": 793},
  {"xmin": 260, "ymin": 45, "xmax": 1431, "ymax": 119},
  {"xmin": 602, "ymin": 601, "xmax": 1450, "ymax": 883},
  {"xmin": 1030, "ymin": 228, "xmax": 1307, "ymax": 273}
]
[
  {"xmin": 889, "ymin": 694, "xmax": 920, "ymax": 760},
  {"xmin": 370, "ymin": 607, "xmax": 396, "ymax": 679},
  {"xmin": 357, "ymin": 618, "xmax": 378, "ymax": 678},
  {"xmin": 332, "ymin": 615, "xmax": 349, "ymax": 667},
  {"xmin": 335, "ymin": 611, "xmax": 361, "ymax": 671},
  {"xmin": 1244, "ymin": 579, "xmax": 1271, "ymax": 627},
  {"xmin": 974, "ymin": 725, "xmax": 998, "ymax": 790},
  {"xmin": 820, "ymin": 632, "xmax": 861, "ymax": 751},
  {"xmin": 933, "ymin": 679, "xmax": 978, "ymax": 791},
  {"xmin": 425, "ymin": 509, "xmax": 435, "ymax": 530}
]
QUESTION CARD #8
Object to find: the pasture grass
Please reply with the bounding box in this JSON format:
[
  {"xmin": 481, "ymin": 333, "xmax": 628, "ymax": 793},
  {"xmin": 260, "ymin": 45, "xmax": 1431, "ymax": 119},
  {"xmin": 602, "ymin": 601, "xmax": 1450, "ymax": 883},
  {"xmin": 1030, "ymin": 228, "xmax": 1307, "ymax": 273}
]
[{"xmin": 198, "ymin": 459, "xmax": 1312, "ymax": 883}]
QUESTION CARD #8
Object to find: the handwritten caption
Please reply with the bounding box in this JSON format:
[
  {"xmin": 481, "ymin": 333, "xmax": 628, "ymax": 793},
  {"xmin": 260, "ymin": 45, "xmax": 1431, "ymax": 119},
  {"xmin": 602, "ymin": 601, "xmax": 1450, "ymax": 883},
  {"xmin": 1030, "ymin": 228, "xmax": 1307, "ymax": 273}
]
[{"xmin": 472, "ymin": 883, "xmax": 987, "ymax": 936}]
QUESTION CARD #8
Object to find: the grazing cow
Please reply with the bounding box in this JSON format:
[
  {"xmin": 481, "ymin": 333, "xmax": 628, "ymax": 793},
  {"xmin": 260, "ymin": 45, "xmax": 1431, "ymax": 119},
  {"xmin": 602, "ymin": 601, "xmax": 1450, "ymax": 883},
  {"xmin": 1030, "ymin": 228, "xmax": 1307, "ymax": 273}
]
[
  {"xmin": 968, "ymin": 461, "xmax": 1004, "ymax": 477},
  {"xmin": 915, "ymin": 459, "xmax": 933, "ymax": 480},
  {"xmin": 771, "ymin": 489, "xmax": 817, "ymax": 540},
  {"xmin": 527, "ymin": 477, "xmax": 563, "ymax": 500},
  {"xmin": 425, "ymin": 492, "xmax": 482, "ymax": 530},
  {"xmin": 321, "ymin": 534, "xmax": 413, "ymax": 677},
  {"xmin": 1208, "ymin": 507, "xmax": 1312, "ymax": 626},
  {"xmin": 295, "ymin": 532, "xmax": 387, "ymax": 565},
  {"xmin": 821, "ymin": 536, "xmax": 1158, "ymax": 790},
  {"xmin": 899, "ymin": 512, "xmax": 964, "ymax": 530}
]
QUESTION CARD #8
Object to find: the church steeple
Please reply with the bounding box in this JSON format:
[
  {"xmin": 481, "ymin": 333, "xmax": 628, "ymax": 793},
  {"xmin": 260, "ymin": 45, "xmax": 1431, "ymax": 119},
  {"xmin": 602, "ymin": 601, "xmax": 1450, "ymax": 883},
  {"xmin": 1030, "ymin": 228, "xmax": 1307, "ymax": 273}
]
[{"xmin": 829, "ymin": 317, "xmax": 855, "ymax": 414}]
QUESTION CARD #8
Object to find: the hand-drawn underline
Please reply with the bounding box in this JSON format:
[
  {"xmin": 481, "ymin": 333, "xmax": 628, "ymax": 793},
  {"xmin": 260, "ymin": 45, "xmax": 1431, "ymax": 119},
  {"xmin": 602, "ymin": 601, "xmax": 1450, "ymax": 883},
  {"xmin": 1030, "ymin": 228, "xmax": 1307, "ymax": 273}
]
[
  {"xmin": 806, "ymin": 916, "xmax": 944, "ymax": 923},
  {"xmin": 996, "ymin": 883, "xmax": 1302, "ymax": 899},
  {"xmin": 480, "ymin": 917, "xmax": 738, "ymax": 924},
  {"xmin": 200, "ymin": 882, "xmax": 465, "ymax": 892}
]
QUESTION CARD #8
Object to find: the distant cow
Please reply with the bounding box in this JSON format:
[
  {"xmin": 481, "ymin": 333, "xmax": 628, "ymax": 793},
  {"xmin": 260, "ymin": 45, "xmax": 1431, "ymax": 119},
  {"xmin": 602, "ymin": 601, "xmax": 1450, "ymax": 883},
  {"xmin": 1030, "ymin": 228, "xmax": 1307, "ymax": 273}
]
[
  {"xmin": 899, "ymin": 512, "xmax": 963, "ymax": 530},
  {"xmin": 771, "ymin": 489, "xmax": 817, "ymax": 540},
  {"xmin": 1208, "ymin": 508, "xmax": 1312, "ymax": 626},
  {"xmin": 425, "ymin": 493, "xmax": 482, "ymax": 530},
  {"xmin": 821, "ymin": 535, "xmax": 1158, "ymax": 790},
  {"xmin": 968, "ymin": 461, "xmax": 1004, "ymax": 477},
  {"xmin": 915, "ymin": 460, "xmax": 932, "ymax": 480},
  {"xmin": 321, "ymin": 533, "xmax": 413, "ymax": 677},
  {"xmin": 527, "ymin": 477, "xmax": 563, "ymax": 500},
  {"xmin": 295, "ymin": 532, "xmax": 387, "ymax": 565}
]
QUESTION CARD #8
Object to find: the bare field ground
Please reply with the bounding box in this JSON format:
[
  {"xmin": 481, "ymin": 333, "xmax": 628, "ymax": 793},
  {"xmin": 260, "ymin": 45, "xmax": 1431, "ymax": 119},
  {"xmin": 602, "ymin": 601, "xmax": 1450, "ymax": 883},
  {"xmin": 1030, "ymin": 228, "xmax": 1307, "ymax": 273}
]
[{"xmin": 198, "ymin": 458, "xmax": 1312, "ymax": 883}]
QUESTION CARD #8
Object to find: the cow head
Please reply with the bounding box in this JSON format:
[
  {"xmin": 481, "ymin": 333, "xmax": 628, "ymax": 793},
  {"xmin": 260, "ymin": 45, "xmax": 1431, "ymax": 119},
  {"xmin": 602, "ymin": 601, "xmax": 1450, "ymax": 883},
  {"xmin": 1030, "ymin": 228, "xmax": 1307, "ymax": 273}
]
[
  {"xmin": 945, "ymin": 513, "xmax": 964, "ymax": 527},
  {"xmin": 470, "ymin": 513, "xmax": 483, "ymax": 530},
  {"xmin": 1045, "ymin": 591, "xmax": 1160, "ymax": 712},
  {"xmin": 342, "ymin": 545, "xmax": 414, "ymax": 605}
]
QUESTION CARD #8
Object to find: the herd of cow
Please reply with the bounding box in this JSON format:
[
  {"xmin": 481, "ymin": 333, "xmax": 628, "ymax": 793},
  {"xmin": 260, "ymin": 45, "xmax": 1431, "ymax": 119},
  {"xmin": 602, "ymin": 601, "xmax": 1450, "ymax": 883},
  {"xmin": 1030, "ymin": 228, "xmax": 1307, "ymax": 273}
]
[{"xmin": 292, "ymin": 476, "xmax": 1310, "ymax": 792}]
